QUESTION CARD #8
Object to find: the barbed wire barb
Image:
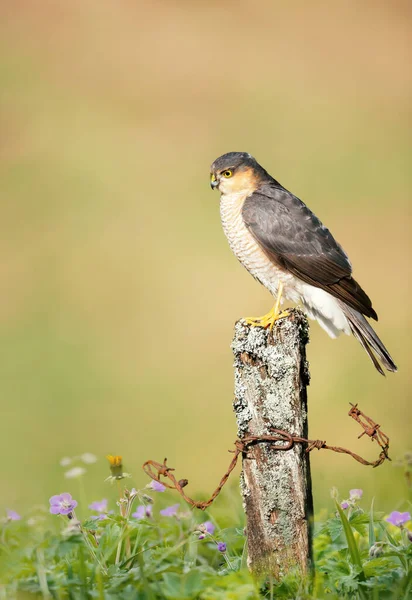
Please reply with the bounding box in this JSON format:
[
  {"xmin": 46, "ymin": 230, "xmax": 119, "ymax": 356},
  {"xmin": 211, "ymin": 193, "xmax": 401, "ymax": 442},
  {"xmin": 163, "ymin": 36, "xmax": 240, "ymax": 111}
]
[{"xmin": 142, "ymin": 403, "xmax": 390, "ymax": 511}]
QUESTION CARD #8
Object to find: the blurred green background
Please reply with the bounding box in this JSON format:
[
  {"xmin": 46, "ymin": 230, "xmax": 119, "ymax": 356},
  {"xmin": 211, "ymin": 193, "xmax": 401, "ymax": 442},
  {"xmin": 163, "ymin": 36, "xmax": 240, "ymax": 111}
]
[{"xmin": 0, "ymin": 1, "xmax": 410, "ymax": 515}]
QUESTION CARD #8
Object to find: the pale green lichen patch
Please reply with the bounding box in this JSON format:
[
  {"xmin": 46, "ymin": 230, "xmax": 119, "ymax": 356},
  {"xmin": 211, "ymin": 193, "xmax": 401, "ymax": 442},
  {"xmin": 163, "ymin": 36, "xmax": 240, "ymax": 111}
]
[{"xmin": 231, "ymin": 310, "xmax": 312, "ymax": 574}]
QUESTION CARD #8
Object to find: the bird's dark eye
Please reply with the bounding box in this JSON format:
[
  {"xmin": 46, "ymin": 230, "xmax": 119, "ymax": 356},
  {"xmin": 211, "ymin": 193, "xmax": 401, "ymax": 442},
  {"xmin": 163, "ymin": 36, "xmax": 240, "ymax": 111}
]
[{"xmin": 222, "ymin": 170, "xmax": 233, "ymax": 178}]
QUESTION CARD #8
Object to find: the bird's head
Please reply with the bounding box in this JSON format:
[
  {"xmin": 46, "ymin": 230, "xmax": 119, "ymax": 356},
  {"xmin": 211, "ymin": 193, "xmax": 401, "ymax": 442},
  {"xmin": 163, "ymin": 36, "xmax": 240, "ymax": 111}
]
[{"xmin": 210, "ymin": 152, "xmax": 267, "ymax": 196}]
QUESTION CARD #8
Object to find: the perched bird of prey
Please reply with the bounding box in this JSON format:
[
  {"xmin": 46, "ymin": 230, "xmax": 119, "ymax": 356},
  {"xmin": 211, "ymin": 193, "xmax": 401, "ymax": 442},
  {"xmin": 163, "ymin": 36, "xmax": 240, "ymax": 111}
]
[{"xmin": 210, "ymin": 152, "xmax": 397, "ymax": 375}]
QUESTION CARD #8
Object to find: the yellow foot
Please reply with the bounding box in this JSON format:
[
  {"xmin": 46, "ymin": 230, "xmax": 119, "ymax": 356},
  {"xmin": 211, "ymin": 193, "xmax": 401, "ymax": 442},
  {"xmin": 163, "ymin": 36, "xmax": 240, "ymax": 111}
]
[{"xmin": 244, "ymin": 308, "xmax": 290, "ymax": 330}]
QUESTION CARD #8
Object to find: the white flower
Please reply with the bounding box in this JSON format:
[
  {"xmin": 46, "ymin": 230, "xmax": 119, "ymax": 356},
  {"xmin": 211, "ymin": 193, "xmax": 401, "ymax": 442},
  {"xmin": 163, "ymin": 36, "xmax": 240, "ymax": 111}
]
[
  {"xmin": 330, "ymin": 487, "xmax": 338, "ymax": 500},
  {"xmin": 64, "ymin": 467, "xmax": 86, "ymax": 479},
  {"xmin": 349, "ymin": 488, "xmax": 363, "ymax": 501},
  {"xmin": 60, "ymin": 457, "xmax": 72, "ymax": 467},
  {"xmin": 80, "ymin": 453, "xmax": 97, "ymax": 464}
]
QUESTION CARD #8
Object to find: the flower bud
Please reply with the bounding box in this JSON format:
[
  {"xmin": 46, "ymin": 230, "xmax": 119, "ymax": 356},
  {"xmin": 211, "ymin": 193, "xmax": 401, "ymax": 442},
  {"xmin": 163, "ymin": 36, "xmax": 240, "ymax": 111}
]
[
  {"xmin": 369, "ymin": 542, "xmax": 385, "ymax": 558},
  {"xmin": 330, "ymin": 487, "xmax": 338, "ymax": 500}
]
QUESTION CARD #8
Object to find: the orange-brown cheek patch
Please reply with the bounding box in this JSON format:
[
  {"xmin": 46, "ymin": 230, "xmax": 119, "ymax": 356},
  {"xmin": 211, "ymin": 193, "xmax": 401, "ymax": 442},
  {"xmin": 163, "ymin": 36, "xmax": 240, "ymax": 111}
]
[{"xmin": 229, "ymin": 168, "xmax": 260, "ymax": 195}]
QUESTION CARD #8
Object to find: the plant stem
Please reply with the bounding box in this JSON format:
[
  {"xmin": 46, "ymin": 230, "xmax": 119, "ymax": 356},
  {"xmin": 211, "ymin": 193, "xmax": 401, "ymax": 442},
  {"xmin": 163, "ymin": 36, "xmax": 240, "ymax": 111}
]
[{"xmin": 36, "ymin": 548, "xmax": 51, "ymax": 598}]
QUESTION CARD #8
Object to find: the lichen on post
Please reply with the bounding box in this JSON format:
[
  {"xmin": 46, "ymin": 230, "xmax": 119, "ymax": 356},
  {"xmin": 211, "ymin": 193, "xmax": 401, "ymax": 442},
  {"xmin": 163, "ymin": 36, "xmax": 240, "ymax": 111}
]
[{"xmin": 231, "ymin": 308, "xmax": 313, "ymax": 578}]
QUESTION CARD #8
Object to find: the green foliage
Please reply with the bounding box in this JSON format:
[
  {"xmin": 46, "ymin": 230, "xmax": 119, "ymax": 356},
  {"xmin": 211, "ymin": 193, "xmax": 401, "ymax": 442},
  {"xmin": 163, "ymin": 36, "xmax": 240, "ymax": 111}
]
[
  {"xmin": 0, "ymin": 487, "xmax": 411, "ymax": 599},
  {"xmin": 315, "ymin": 499, "xmax": 412, "ymax": 600}
]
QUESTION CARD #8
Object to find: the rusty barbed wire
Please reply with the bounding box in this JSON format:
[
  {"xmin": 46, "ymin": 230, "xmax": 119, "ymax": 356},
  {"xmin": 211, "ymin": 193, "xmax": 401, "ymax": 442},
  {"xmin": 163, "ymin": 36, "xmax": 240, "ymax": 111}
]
[{"xmin": 142, "ymin": 403, "xmax": 390, "ymax": 511}]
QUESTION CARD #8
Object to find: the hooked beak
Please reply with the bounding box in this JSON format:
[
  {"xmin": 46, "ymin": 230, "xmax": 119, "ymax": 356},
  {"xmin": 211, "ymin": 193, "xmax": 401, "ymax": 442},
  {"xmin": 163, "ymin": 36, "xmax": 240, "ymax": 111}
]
[{"xmin": 210, "ymin": 173, "xmax": 219, "ymax": 190}]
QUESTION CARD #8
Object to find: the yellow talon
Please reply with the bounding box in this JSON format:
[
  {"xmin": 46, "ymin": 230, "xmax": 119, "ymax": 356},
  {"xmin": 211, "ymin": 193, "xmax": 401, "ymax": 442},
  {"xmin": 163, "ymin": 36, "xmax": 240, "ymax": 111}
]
[
  {"xmin": 243, "ymin": 282, "xmax": 289, "ymax": 330},
  {"xmin": 244, "ymin": 308, "xmax": 290, "ymax": 330},
  {"xmin": 244, "ymin": 306, "xmax": 274, "ymax": 326}
]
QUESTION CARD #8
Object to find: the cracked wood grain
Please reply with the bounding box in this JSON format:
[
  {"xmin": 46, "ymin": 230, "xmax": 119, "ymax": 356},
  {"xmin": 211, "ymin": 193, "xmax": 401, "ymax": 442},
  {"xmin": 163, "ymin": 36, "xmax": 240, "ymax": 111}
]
[{"xmin": 232, "ymin": 309, "xmax": 313, "ymax": 578}]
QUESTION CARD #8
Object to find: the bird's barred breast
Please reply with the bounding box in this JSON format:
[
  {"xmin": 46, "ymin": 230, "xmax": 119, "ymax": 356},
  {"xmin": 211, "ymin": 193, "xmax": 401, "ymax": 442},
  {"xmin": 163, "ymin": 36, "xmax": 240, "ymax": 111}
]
[{"xmin": 220, "ymin": 193, "xmax": 297, "ymax": 299}]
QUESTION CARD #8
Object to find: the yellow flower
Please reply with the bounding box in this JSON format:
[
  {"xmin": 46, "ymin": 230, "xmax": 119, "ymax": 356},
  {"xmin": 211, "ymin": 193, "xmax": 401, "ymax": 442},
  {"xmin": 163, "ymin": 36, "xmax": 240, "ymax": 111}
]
[
  {"xmin": 106, "ymin": 455, "xmax": 122, "ymax": 467},
  {"xmin": 105, "ymin": 455, "xmax": 130, "ymax": 482}
]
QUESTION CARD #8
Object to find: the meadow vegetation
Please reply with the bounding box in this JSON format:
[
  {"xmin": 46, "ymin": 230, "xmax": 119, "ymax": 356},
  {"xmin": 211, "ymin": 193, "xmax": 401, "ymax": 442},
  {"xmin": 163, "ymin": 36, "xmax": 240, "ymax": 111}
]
[{"xmin": 1, "ymin": 454, "xmax": 411, "ymax": 599}]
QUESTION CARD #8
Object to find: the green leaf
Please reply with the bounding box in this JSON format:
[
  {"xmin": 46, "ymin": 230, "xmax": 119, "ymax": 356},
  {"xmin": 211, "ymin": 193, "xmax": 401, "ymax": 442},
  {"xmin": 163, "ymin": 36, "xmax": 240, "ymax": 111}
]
[
  {"xmin": 349, "ymin": 513, "xmax": 370, "ymax": 537},
  {"xmin": 363, "ymin": 556, "xmax": 399, "ymax": 578},
  {"xmin": 183, "ymin": 569, "xmax": 204, "ymax": 595},
  {"xmin": 327, "ymin": 517, "xmax": 343, "ymax": 542},
  {"xmin": 83, "ymin": 519, "xmax": 99, "ymax": 531},
  {"xmin": 161, "ymin": 570, "xmax": 204, "ymax": 599},
  {"xmin": 160, "ymin": 573, "xmax": 181, "ymax": 597},
  {"xmin": 337, "ymin": 572, "xmax": 360, "ymax": 593}
]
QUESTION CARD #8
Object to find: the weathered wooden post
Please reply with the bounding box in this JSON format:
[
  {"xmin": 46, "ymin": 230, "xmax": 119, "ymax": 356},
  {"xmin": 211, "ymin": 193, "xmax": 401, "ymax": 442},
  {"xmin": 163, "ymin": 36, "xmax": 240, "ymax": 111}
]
[{"xmin": 232, "ymin": 308, "xmax": 313, "ymax": 578}]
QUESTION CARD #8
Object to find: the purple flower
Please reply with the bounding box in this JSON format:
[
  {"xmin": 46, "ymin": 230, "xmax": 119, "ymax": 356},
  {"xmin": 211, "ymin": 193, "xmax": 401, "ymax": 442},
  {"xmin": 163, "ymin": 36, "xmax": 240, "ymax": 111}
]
[
  {"xmin": 349, "ymin": 489, "xmax": 363, "ymax": 501},
  {"xmin": 90, "ymin": 510, "xmax": 114, "ymax": 521},
  {"xmin": 341, "ymin": 501, "xmax": 349, "ymax": 510},
  {"xmin": 386, "ymin": 511, "xmax": 411, "ymax": 527},
  {"xmin": 132, "ymin": 505, "xmax": 153, "ymax": 519},
  {"xmin": 149, "ymin": 480, "xmax": 166, "ymax": 493},
  {"xmin": 49, "ymin": 493, "xmax": 78, "ymax": 516},
  {"xmin": 6, "ymin": 509, "xmax": 21, "ymax": 521},
  {"xmin": 217, "ymin": 542, "xmax": 227, "ymax": 553},
  {"xmin": 89, "ymin": 499, "xmax": 108, "ymax": 513},
  {"xmin": 203, "ymin": 520, "xmax": 215, "ymax": 535},
  {"xmin": 160, "ymin": 504, "xmax": 180, "ymax": 517},
  {"xmin": 197, "ymin": 520, "xmax": 215, "ymax": 539}
]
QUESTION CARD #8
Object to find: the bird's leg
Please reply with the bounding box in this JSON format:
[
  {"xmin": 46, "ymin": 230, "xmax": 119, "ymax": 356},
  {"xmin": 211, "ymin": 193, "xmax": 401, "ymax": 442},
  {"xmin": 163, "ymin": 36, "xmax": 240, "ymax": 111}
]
[{"xmin": 244, "ymin": 282, "xmax": 290, "ymax": 330}]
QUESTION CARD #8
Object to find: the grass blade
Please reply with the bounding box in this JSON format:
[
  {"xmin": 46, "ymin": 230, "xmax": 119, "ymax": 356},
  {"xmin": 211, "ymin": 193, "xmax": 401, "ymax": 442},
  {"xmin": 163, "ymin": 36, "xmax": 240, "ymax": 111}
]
[
  {"xmin": 379, "ymin": 521, "xmax": 397, "ymax": 546},
  {"xmin": 369, "ymin": 497, "xmax": 375, "ymax": 547},
  {"xmin": 335, "ymin": 501, "xmax": 364, "ymax": 574}
]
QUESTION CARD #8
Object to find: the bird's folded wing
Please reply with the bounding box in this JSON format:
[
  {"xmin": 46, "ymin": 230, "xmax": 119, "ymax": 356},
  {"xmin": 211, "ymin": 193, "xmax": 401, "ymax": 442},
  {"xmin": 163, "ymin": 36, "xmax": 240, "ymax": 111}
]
[{"xmin": 242, "ymin": 187, "xmax": 377, "ymax": 320}]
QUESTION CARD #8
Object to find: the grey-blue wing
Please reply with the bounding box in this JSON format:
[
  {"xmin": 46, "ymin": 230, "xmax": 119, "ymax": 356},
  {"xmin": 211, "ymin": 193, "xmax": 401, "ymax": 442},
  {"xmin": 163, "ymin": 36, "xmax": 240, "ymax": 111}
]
[{"xmin": 242, "ymin": 185, "xmax": 377, "ymax": 320}]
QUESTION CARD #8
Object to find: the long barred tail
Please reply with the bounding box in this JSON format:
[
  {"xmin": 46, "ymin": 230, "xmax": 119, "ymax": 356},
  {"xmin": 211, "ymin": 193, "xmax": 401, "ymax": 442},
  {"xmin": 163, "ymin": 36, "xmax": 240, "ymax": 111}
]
[{"xmin": 339, "ymin": 303, "xmax": 397, "ymax": 376}]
